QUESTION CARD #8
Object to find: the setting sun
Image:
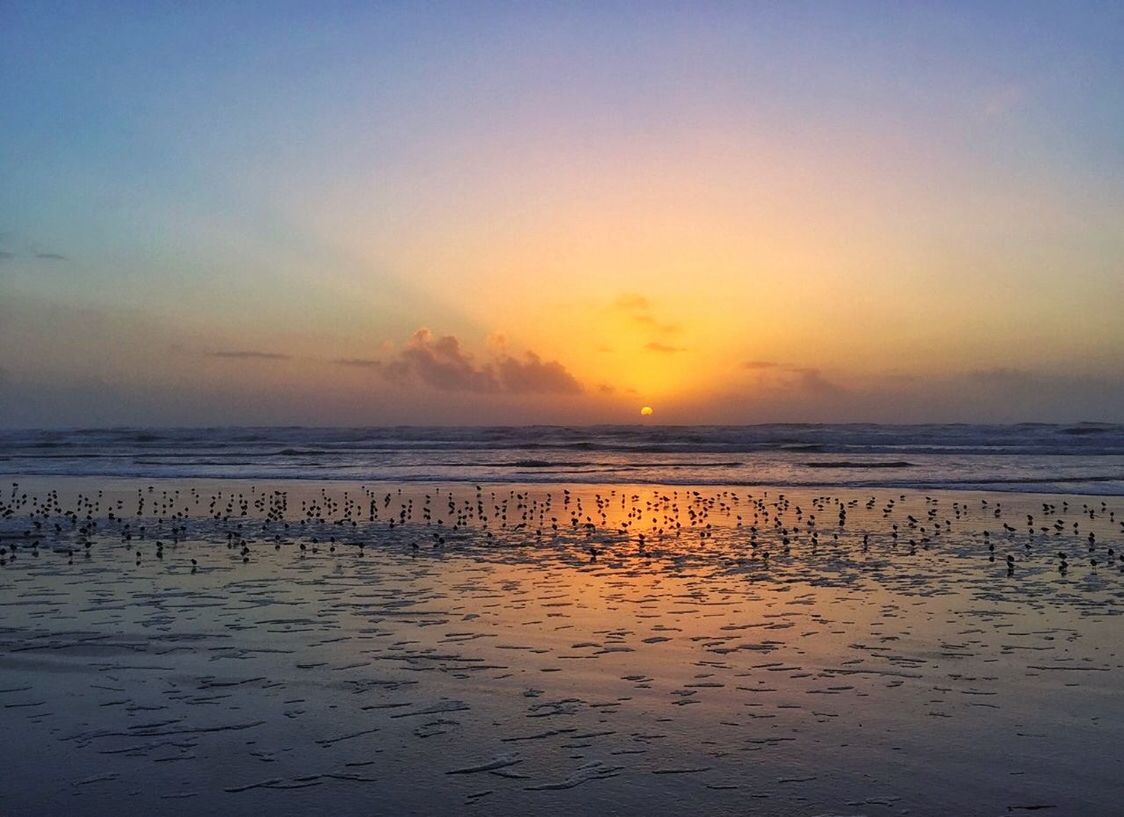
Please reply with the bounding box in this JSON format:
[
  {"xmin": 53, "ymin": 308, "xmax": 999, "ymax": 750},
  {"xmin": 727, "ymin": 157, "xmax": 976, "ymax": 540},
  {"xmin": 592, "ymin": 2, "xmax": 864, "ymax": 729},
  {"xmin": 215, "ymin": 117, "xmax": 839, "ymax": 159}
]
[{"xmin": 640, "ymin": 406, "xmax": 654, "ymax": 417}]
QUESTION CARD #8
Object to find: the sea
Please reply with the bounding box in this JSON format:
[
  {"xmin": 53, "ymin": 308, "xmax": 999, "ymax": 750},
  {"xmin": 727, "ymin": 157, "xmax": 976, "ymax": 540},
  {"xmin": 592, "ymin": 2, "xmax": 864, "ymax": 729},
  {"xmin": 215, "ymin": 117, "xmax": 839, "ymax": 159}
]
[{"xmin": 2, "ymin": 422, "xmax": 1122, "ymax": 494}]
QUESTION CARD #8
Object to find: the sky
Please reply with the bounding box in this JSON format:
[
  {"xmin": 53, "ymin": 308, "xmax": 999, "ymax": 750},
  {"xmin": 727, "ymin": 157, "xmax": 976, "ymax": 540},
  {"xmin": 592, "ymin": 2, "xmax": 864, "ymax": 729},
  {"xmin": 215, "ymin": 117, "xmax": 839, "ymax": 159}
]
[{"xmin": 1, "ymin": 1, "xmax": 1122, "ymax": 427}]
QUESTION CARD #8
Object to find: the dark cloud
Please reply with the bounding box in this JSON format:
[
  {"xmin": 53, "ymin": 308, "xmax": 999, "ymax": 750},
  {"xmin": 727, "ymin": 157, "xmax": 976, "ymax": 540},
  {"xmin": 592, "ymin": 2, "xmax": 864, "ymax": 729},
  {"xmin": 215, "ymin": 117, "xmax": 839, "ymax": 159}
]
[
  {"xmin": 497, "ymin": 351, "xmax": 582, "ymax": 394},
  {"xmin": 742, "ymin": 361, "xmax": 845, "ymax": 396},
  {"xmin": 379, "ymin": 330, "xmax": 498, "ymax": 392},
  {"xmin": 644, "ymin": 341, "xmax": 685, "ymax": 354},
  {"xmin": 334, "ymin": 358, "xmax": 381, "ymax": 369},
  {"xmin": 0, "ymin": 251, "xmax": 15, "ymax": 261},
  {"xmin": 351, "ymin": 328, "xmax": 582, "ymax": 395},
  {"xmin": 35, "ymin": 253, "xmax": 67, "ymax": 261},
  {"xmin": 208, "ymin": 350, "xmax": 291, "ymax": 361},
  {"xmin": 703, "ymin": 365, "xmax": 1123, "ymax": 424}
]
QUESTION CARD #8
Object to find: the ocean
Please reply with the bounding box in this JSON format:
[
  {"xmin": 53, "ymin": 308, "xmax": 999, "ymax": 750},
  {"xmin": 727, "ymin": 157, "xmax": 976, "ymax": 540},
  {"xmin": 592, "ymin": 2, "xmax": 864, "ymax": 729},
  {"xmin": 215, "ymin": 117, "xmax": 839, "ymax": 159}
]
[{"xmin": 3, "ymin": 422, "xmax": 1122, "ymax": 494}]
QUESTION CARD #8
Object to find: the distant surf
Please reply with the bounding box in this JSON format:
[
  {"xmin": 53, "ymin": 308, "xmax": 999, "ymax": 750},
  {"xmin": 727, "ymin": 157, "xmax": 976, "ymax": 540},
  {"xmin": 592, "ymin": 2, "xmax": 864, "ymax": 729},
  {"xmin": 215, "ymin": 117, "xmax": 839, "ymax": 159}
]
[{"xmin": 1, "ymin": 424, "xmax": 1122, "ymax": 494}]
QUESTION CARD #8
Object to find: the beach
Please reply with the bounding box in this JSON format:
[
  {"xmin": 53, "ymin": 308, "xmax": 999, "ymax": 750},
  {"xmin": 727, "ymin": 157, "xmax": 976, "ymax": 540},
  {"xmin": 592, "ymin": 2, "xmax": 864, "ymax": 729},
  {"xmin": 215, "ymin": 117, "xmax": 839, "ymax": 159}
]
[
  {"xmin": 2, "ymin": 475, "xmax": 1121, "ymax": 816},
  {"xmin": 7, "ymin": 2, "xmax": 1124, "ymax": 813}
]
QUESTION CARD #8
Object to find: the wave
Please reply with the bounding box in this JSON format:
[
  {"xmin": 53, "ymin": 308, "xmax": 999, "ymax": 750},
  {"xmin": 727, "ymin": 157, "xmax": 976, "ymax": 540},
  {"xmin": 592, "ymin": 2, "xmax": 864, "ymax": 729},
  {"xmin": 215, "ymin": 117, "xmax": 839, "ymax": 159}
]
[
  {"xmin": 1, "ymin": 424, "xmax": 1122, "ymax": 495},
  {"xmin": 3, "ymin": 423, "xmax": 1122, "ymax": 456},
  {"xmin": 1, "ymin": 463, "xmax": 1120, "ymax": 495},
  {"xmin": 804, "ymin": 461, "xmax": 914, "ymax": 468}
]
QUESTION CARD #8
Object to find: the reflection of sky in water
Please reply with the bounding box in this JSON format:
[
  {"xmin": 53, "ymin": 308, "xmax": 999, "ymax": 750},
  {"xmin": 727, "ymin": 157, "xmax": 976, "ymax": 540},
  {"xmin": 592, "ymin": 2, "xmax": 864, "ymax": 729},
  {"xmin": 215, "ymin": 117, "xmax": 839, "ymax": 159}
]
[{"xmin": 1, "ymin": 479, "xmax": 1121, "ymax": 813}]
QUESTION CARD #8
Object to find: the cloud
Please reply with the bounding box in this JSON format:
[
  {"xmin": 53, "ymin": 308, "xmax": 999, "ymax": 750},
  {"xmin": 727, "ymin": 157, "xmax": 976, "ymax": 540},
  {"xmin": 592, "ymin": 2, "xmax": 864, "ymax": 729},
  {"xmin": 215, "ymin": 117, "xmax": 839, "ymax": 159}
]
[
  {"xmin": 742, "ymin": 361, "xmax": 846, "ymax": 397},
  {"xmin": 790, "ymin": 367, "xmax": 845, "ymax": 396},
  {"xmin": 644, "ymin": 341, "xmax": 685, "ymax": 354},
  {"xmin": 612, "ymin": 292, "xmax": 680, "ymax": 335},
  {"xmin": 0, "ymin": 250, "xmax": 69, "ymax": 263},
  {"xmin": 378, "ymin": 329, "xmax": 498, "ymax": 392},
  {"xmin": 335, "ymin": 357, "xmax": 381, "ymax": 368},
  {"xmin": 633, "ymin": 314, "xmax": 680, "ymax": 334},
  {"xmin": 705, "ymin": 364, "xmax": 1123, "ymax": 423},
  {"xmin": 497, "ymin": 351, "xmax": 582, "ymax": 394},
  {"xmin": 351, "ymin": 328, "xmax": 582, "ymax": 395},
  {"xmin": 208, "ymin": 350, "xmax": 291, "ymax": 360},
  {"xmin": 614, "ymin": 293, "xmax": 650, "ymax": 311},
  {"xmin": 967, "ymin": 367, "xmax": 1034, "ymax": 383}
]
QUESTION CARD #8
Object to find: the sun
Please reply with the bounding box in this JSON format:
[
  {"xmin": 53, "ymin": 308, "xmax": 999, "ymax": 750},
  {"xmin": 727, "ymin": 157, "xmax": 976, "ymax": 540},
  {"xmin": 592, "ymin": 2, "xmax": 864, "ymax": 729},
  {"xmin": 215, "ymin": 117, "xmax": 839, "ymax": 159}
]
[{"xmin": 640, "ymin": 406, "xmax": 654, "ymax": 417}]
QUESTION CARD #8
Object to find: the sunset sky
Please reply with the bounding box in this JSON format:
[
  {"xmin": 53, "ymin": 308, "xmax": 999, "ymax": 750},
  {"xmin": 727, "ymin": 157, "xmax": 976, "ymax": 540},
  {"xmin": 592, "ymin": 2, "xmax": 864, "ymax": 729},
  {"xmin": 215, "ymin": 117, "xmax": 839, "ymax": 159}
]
[{"xmin": 2, "ymin": 2, "xmax": 1122, "ymax": 426}]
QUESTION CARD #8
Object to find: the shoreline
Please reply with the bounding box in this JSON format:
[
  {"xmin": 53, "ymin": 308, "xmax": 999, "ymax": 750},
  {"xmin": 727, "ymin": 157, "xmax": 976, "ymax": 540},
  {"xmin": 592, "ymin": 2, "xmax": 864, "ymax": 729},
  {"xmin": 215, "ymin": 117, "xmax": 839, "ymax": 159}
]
[{"xmin": 5, "ymin": 471, "xmax": 1124, "ymax": 499}]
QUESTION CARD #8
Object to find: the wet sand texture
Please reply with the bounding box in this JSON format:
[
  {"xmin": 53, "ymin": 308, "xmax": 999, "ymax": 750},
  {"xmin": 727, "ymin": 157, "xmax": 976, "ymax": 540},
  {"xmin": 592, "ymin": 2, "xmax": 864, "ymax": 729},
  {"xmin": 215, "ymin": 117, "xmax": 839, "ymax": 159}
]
[{"xmin": 1, "ymin": 479, "xmax": 1121, "ymax": 815}]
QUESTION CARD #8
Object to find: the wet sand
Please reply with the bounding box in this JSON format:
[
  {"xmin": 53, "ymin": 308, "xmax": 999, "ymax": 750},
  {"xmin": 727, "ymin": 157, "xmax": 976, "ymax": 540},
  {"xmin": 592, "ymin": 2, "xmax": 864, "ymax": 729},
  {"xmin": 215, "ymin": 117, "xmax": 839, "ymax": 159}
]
[{"xmin": 1, "ymin": 477, "xmax": 1121, "ymax": 816}]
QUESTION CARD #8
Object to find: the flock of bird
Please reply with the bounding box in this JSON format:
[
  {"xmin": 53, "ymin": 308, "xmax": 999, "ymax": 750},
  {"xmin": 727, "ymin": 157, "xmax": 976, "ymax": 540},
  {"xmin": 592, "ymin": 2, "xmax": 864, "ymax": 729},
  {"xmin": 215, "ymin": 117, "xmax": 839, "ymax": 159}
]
[{"xmin": 1, "ymin": 481, "xmax": 1121, "ymax": 582}]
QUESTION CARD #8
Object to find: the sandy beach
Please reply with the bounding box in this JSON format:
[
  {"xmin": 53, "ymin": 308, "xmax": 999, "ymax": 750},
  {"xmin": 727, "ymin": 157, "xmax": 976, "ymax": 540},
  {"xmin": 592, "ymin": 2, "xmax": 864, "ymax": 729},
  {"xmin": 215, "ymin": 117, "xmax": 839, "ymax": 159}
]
[
  {"xmin": 1, "ymin": 477, "xmax": 1120, "ymax": 816},
  {"xmin": 6, "ymin": 3, "xmax": 1123, "ymax": 814}
]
